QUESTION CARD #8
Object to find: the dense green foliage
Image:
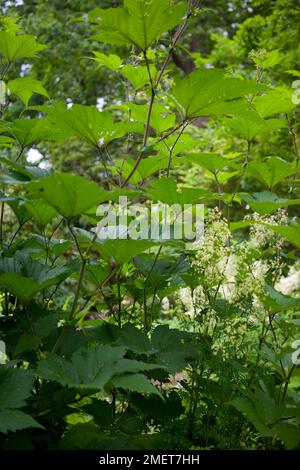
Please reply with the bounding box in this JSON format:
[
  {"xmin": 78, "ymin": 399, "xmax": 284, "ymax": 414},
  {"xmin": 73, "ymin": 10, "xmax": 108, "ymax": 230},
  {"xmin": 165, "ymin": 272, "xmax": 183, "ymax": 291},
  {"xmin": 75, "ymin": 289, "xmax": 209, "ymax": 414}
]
[{"xmin": 0, "ymin": 0, "xmax": 300, "ymax": 450}]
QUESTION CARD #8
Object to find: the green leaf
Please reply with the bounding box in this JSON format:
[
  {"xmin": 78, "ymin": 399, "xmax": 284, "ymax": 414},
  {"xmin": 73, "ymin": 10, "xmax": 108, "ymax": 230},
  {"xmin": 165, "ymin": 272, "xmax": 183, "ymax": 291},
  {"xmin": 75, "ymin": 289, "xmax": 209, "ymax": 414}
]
[
  {"xmin": 0, "ymin": 118, "xmax": 63, "ymax": 148},
  {"xmin": 0, "ymin": 135, "xmax": 15, "ymax": 148},
  {"xmin": 36, "ymin": 345, "xmax": 127, "ymax": 390},
  {"xmin": 28, "ymin": 172, "xmax": 107, "ymax": 217},
  {"xmin": 90, "ymin": 51, "xmax": 122, "ymax": 71},
  {"xmin": 14, "ymin": 334, "xmax": 42, "ymax": 356},
  {"xmin": 58, "ymin": 423, "xmax": 105, "ymax": 450},
  {"xmin": 230, "ymin": 221, "xmax": 300, "ymax": 249},
  {"xmin": 114, "ymin": 324, "xmax": 155, "ymax": 355},
  {"xmin": 0, "ymin": 365, "xmax": 43, "ymax": 434},
  {"xmin": 24, "ymin": 199, "xmax": 58, "ymax": 226},
  {"xmin": 0, "ymin": 80, "xmax": 6, "ymax": 106},
  {"xmin": 263, "ymin": 224, "xmax": 300, "ymax": 248},
  {"xmin": 247, "ymin": 157, "xmax": 295, "ymax": 189},
  {"xmin": 8, "ymin": 198, "xmax": 32, "ymax": 225},
  {"xmin": 132, "ymin": 391, "xmax": 185, "ymax": 423},
  {"xmin": 180, "ymin": 153, "xmax": 230, "ymax": 173},
  {"xmin": 90, "ymin": 0, "xmax": 187, "ymax": 51},
  {"xmin": 8, "ymin": 78, "xmax": 49, "ymax": 107},
  {"xmin": 263, "ymin": 284, "xmax": 300, "ymax": 312},
  {"xmin": 40, "ymin": 102, "xmax": 131, "ymax": 146},
  {"xmin": 239, "ymin": 191, "xmax": 300, "ymax": 214},
  {"xmin": 121, "ymin": 64, "xmax": 156, "ymax": 90},
  {"xmin": 82, "ymin": 399, "xmax": 113, "ymax": 429},
  {"xmin": 0, "ymin": 274, "xmax": 39, "ymax": 302},
  {"xmin": 0, "ymin": 253, "xmax": 72, "ymax": 302},
  {"xmin": 272, "ymin": 422, "xmax": 300, "ymax": 449},
  {"xmin": 113, "ymin": 359, "xmax": 165, "ymax": 375},
  {"xmin": 152, "ymin": 325, "xmax": 198, "ymax": 374},
  {"xmin": 0, "ymin": 31, "xmax": 46, "ymax": 62},
  {"xmin": 96, "ymin": 239, "xmax": 160, "ymax": 265},
  {"xmin": 0, "ymin": 409, "xmax": 43, "ymax": 434},
  {"xmin": 112, "ymin": 155, "xmax": 168, "ymax": 184},
  {"xmin": 0, "ymin": 367, "xmax": 34, "ymax": 410},
  {"xmin": 0, "ymin": 157, "xmax": 36, "ymax": 180},
  {"xmin": 250, "ymin": 49, "xmax": 282, "ymax": 68},
  {"xmin": 171, "ymin": 68, "xmax": 266, "ymax": 118},
  {"xmin": 115, "ymin": 102, "xmax": 175, "ymax": 134},
  {"xmin": 111, "ymin": 373, "xmax": 162, "ymax": 397},
  {"xmin": 84, "ymin": 263, "xmax": 111, "ymax": 286},
  {"xmin": 230, "ymin": 396, "xmax": 273, "ymax": 436},
  {"xmin": 115, "ymin": 412, "xmax": 145, "ymax": 435},
  {"xmin": 34, "ymin": 313, "xmax": 61, "ymax": 339},
  {"xmin": 254, "ymin": 88, "xmax": 296, "ymax": 117},
  {"xmin": 223, "ymin": 111, "xmax": 286, "ymax": 140},
  {"xmin": 146, "ymin": 177, "xmax": 210, "ymax": 205}
]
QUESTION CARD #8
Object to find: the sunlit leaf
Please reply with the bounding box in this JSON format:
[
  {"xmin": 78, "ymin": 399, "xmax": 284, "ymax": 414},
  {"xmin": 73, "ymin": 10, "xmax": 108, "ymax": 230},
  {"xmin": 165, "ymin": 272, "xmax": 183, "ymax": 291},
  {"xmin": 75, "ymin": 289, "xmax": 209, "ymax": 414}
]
[
  {"xmin": 8, "ymin": 78, "xmax": 49, "ymax": 107},
  {"xmin": 90, "ymin": 0, "xmax": 187, "ymax": 51}
]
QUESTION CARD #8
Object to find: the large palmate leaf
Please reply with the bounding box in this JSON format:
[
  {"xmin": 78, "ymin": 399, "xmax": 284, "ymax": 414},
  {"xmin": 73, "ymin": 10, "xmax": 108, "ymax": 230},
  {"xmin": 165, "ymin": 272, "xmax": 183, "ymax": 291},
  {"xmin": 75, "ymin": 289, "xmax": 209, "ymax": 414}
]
[
  {"xmin": 0, "ymin": 253, "xmax": 73, "ymax": 302},
  {"xmin": 263, "ymin": 284, "xmax": 300, "ymax": 312},
  {"xmin": 8, "ymin": 78, "xmax": 49, "ymax": 107},
  {"xmin": 0, "ymin": 271, "xmax": 63, "ymax": 303},
  {"xmin": 38, "ymin": 102, "xmax": 134, "ymax": 146},
  {"xmin": 37, "ymin": 345, "xmax": 163, "ymax": 394},
  {"xmin": 24, "ymin": 199, "xmax": 58, "ymax": 226},
  {"xmin": 134, "ymin": 253, "xmax": 188, "ymax": 288},
  {"xmin": 90, "ymin": 0, "xmax": 187, "ymax": 51},
  {"xmin": 115, "ymin": 102, "xmax": 176, "ymax": 134},
  {"xmin": 95, "ymin": 239, "xmax": 160, "ymax": 265},
  {"xmin": 0, "ymin": 367, "xmax": 42, "ymax": 434},
  {"xmin": 0, "ymin": 157, "xmax": 36, "ymax": 181},
  {"xmin": 113, "ymin": 324, "xmax": 155, "ymax": 356},
  {"xmin": 95, "ymin": 323, "xmax": 156, "ymax": 355},
  {"xmin": 180, "ymin": 153, "xmax": 231, "ymax": 173},
  {"xmin": 223, "ymin": 111, "xmax": 286, "ymax": 140},
  {"xmin": 231, "ymin": 388, "xmax": 300, "ymax": 448},
  {"xmin": 8, "ymin": 198, "xmax": 32, "ymax": 225},
  {"xmin": 263, "ymin": 224, "xmax": 300, "ymax": 248},
  {"xmin": 0, "ymin": 367, "xmax": 34, "ymax": 410},
  {"xmin": 230, "ymin": 395, "xmax": 277, "ymax": 437},
  {"xmin": 110, "ymin": 155, "xmax": 168, "ymax": 184},
  {"xmin": 0, "ymin": 118, "xmax": 63, "ymax": 148},
  {"xmin": 146, "ymin": 177, "xmax": 210, "ymax": 205},
  {"xmin": 152, "ymin": 325, "xmax": 199, "ymax": 374},
  {"xmin": 0, "ymin": 157, "xmax": 50, "ymax": 185},
  {"xmin": 247, "ymin": 157, "xmax": 296, "ymax": 189},
  {"xmin": 230, "ymin": 220, "xmax": 300, "ymax": 249},
  {"xmin": 239, "ymin": 191, "xmax": 300, "ymax": 214},
  {"xmin": 111, "ymin": 373, "xmax": 161, "ymax": 397},
  {"xmin": 0, "ymin": 135, "xmax": 15, "ymax": 148},
  {"xmin": 0, "ymin": 31, "xmax": 46, "ymax": 62},
  {"xmin": 171, "ymin": 68, "xmax": 266, "ymax": 118},
  {"xmin": 37, "ymin": 346, "xmax": 126, "ymax": 389},
  {"xmin": 0, "ymin": 409, "xmax": 43, "ymax": 434},
  {"xmin": 28, "ymin": 173, "xmax": 107, "ymax": 217},
  {"xmin": 254, "ymin": 88, "xmax": 296, "ymax": 117}
]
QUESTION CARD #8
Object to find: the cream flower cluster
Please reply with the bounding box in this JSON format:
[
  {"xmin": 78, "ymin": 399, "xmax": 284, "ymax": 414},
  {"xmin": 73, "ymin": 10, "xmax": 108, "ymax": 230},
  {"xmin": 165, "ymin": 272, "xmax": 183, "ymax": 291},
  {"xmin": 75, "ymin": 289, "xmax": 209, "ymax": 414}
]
[{"xmin": 175, "ymin": 208, "xmax": 292, "ymax": 361}]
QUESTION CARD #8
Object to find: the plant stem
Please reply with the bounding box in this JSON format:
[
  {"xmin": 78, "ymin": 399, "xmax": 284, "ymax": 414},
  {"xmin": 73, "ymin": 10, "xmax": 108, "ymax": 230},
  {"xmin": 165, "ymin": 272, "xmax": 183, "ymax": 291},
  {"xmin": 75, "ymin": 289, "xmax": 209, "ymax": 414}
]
[
  {"xmin": 52, "ymin": 226, "xmax": 99, "ymax": 353},
  {"xmin": 286, "ymin": 115, "xmax": 299, "ymax": 194},
  {"xmin": 280, "ymin": 364, "xmax": 296, "ymax": 404},
  {"xmin": 121, "ymin": 3, "xmax": 195, "ymax": 187},
  {"xmin": 0, "ymin": 198, "xmax": 4, "ymax": 248},
  {"xmin": 166, "ymin": 122, "xmax": 188, "ymax": 177},
  {"xmin": 117, "ymin": 266, "xmax": 122, "ymax": 327}
]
